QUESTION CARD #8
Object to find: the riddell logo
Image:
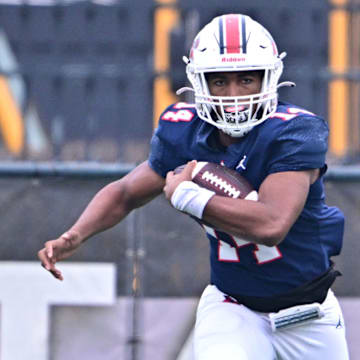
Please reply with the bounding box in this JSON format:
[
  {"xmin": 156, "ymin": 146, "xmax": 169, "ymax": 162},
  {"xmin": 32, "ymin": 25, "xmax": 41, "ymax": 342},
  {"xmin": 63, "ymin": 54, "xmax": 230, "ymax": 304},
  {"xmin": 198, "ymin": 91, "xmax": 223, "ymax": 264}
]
[{"xmin": 222, "ymin": 57, "xmax": 246, "ymax": 62}]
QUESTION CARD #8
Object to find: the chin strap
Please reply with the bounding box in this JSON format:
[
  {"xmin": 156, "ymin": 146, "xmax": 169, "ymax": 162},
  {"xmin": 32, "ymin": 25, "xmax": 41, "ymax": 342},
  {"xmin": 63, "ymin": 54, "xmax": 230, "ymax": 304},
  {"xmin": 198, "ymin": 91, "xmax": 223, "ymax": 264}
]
[
  {"xmin": 277, "ymin": 81, "xmax": 296, "ymax": 89},
  {"xmin": 176, "ymin": 87, "xmax": 195, "ymax": 96}
]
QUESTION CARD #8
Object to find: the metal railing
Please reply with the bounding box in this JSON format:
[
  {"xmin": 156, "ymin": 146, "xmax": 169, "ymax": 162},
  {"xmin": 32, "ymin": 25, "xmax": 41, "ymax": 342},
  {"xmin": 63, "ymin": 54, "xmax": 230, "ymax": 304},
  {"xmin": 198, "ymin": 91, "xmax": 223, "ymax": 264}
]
[{"xmin": 0, "ymin": 161, "xmax": 359, "ymax": 181}]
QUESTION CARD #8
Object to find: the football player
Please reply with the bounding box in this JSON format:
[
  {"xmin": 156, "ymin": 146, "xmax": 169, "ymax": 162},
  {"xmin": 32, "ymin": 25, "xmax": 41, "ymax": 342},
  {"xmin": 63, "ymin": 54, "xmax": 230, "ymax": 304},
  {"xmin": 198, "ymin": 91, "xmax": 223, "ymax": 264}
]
[{"xmin": 38, "ymin": 14, "xmax": 349, "ymax": 359}]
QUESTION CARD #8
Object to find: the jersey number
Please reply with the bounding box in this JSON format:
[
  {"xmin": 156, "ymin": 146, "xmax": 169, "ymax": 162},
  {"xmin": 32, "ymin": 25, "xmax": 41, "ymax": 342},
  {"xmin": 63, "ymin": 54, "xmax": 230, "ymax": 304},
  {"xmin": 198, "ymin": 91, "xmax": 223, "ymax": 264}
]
[
  {"xmin": 161, "ymin": 103, "xmax": 196, "ymax": 122},
  {"xmin": 204, "ymin": 225, "xmax": 282, "ymax": 265},
  {"xmin": 271, "ymin": 107, "xmax": 314, "ymax": 121}
]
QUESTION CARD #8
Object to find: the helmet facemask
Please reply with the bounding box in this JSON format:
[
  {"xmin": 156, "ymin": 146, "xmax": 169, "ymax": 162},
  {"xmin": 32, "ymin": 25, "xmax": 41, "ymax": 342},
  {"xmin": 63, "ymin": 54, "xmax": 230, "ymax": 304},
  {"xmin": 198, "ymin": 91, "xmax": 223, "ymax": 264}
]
[{"xmin": 191, "ymin": 67, "xmax": 282, "ymax": 137}]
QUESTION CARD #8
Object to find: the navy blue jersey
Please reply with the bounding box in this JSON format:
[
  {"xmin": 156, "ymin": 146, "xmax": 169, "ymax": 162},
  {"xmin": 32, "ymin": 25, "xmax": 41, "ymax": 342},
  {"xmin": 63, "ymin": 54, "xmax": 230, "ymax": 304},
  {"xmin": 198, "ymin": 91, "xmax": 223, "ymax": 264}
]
[{"xmin": 148, "ymin": 101, "xmax": 344, "ymax": 298}]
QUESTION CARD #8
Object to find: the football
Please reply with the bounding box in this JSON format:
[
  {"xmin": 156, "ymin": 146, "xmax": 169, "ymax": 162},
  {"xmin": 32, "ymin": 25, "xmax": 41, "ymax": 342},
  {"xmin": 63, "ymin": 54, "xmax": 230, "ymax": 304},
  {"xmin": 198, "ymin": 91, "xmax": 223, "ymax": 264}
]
[{"xmin": 174, "ymin": 161, "xmax": 258, "ymax": 201}]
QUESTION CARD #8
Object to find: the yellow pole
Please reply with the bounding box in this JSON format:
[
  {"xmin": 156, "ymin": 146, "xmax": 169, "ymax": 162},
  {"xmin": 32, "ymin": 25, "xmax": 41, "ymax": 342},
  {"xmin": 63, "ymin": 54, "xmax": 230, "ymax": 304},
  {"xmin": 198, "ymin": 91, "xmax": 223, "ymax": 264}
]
[
  {"xmin": 0, "ymin": 76, "xmax": 24, "ymax": 155},
  {"xmin": 328, "ymin": 0, "xmax": 349, "ymax": 157},
  {"xmin": 153, "ymin": 0, "xmax": 179, "ymax": 128},
  {"xmin": 349, "ymin": 1, "xmax": 360, "ymax": 155}
]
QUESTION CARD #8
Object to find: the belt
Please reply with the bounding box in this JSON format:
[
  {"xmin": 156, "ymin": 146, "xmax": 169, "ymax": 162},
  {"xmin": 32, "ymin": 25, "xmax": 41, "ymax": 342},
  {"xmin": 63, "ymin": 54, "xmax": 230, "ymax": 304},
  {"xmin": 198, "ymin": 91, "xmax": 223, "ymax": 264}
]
[{"xmin": 221, "ymin": 263, "xmax": 341, "ymax": 313}]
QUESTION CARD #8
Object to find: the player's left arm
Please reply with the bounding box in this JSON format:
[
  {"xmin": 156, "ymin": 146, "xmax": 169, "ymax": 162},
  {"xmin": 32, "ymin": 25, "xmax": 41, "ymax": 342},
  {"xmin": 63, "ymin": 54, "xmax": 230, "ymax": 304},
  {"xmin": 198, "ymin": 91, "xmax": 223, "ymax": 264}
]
[
  {"xmin": 164, "ymin": 162, "xmax": 319, "ymax": 247},
  {"xmin": 202, "ymin": 168, "xmax": 319, "ymax": 247}
]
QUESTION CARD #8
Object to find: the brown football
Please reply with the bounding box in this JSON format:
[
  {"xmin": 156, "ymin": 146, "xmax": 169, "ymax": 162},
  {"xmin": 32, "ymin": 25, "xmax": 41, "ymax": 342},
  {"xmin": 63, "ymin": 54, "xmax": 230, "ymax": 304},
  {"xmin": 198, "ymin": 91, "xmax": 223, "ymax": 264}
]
[{"xmin": 174, "ymin": 161, "xmax": 258, "ymax": 200}]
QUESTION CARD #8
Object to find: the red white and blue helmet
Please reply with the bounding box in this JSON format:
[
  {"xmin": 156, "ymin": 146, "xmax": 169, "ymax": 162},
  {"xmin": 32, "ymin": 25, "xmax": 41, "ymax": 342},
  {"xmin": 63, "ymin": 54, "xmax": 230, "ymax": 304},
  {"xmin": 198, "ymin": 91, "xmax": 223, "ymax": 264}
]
[{"xmin": 178, "ymin": 14, "xmax": 293, "ymax": 137}]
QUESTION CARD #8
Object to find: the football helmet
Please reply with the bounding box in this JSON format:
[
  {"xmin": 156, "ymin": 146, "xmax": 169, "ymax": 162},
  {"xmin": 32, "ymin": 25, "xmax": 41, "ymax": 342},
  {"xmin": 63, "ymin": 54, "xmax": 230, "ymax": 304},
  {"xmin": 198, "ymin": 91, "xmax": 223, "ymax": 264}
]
[{"xmin": 178, "ymin": 14, "xmax": 294, "ymax": 137}]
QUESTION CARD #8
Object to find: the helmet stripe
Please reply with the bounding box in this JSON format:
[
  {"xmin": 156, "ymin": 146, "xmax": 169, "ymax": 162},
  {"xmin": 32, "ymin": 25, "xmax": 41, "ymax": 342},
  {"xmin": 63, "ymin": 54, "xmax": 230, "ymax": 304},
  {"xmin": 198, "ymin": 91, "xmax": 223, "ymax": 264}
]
[
  {"xmin": 241, "ymin": 15, "xmax": 247, "ymax": 54},
  {"xmin": 218, "ymin": 16, "xmax": 225, "ymax": 54},
  {"xmin": 225, "ymin": 15, "xmax": 240, "ymax": 54}
]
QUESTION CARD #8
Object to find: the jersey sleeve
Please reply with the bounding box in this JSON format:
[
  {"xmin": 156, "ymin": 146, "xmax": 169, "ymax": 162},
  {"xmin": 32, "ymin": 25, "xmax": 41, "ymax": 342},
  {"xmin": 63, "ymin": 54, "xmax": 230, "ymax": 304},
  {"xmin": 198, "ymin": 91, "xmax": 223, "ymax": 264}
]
[
  {"xmin": 267, "ymin": 115, "xmax": 328, "ymax": 175},
  {"xmin": 148, "ymin": 103, "xmax": 195, "ymax": 177},
  {"xmin": 148, "ymin": 128, "xmax": 182, "ymax": 178}
]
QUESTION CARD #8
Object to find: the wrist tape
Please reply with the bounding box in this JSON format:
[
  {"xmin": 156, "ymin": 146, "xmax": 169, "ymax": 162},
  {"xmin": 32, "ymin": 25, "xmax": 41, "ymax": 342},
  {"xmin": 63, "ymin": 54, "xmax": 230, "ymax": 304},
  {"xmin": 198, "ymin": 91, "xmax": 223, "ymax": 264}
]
[{"xmin": 170, "ymin": 181, "xmax": 215, "ymax": 219}]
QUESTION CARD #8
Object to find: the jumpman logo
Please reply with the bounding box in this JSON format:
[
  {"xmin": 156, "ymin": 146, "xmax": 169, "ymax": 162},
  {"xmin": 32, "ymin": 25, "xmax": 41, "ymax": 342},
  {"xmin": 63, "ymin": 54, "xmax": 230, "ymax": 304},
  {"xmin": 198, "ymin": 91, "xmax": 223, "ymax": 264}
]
[
  {"xmin": 336, "ymin": 317, "xmax": 343, "ymax": 329},
  {"xmin": 236, "ymin": 155, "xmax": 247, "ymax": 170}
]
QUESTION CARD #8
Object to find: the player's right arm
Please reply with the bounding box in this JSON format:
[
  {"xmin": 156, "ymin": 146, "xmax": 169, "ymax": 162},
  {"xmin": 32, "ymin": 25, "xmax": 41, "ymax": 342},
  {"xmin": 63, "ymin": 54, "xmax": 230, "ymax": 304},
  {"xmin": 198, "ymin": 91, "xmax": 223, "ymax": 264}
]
[{"xmin": 38, "ymin": 161, "xmax": 165, "ymax": 280}]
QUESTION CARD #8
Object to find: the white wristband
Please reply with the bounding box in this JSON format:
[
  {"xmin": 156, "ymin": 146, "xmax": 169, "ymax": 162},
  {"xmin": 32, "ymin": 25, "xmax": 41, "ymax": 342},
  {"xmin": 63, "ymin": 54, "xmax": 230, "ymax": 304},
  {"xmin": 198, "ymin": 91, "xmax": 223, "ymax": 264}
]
[{"xmin": 170, "ymin": 181, "xmax": 215, "ymax": 219}]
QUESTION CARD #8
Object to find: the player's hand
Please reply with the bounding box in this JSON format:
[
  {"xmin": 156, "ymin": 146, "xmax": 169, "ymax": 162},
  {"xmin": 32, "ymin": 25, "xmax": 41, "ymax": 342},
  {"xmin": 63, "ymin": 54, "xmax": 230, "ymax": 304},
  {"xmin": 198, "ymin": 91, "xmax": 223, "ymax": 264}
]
[
  {"xmin": 38, "ymin": 230, "xmax": 82, "ymax": 281},
  {"xmin": 163, "ymin": 160, "xmax": 197, "ymax": 200}
]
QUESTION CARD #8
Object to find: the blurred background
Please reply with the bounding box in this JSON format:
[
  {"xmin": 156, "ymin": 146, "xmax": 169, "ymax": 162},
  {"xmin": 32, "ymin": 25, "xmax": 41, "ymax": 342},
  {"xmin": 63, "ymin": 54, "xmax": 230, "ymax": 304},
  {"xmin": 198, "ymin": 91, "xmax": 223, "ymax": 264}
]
[{"xmin": 0, "ymin": 0, "xmax": 359, "ymax": 359}]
